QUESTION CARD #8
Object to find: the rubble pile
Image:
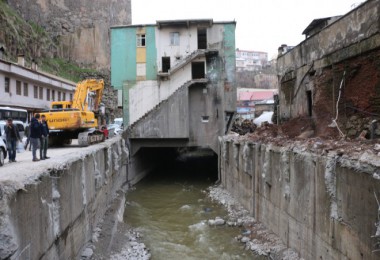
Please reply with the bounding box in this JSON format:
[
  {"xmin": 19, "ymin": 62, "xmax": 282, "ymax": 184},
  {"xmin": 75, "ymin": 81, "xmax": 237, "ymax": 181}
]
[
  {"xmin": 344, "ymin": 115, "xmax": 380, "ymax": 139},
  {"xmin": 231, "ymin": 118, "xmax": 257, "ymax": 135}
]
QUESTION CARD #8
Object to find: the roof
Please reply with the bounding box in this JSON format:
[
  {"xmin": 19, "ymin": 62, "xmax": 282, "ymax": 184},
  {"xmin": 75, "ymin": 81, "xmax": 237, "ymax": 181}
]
[
  {"xmin": 238, "ymin": 90, "xmax": 278, "ymax": 101},
  {"xmin": 236, "ymin": 49, "xmax": 268, "ymax": 54},
  {"xmin": 302, "ymin": 16, "xmax": 342, "ymax": 35},
  {"xmin": 0, "ymin": 58, "xmax": 76, "ymax": 89},
  {"xmin": 111, "ymin": 19, "xmax": 236, "ymax": 29},
  {"xmin": 157, "ymin": 19, "xmax": 213, "ymax": 28}
]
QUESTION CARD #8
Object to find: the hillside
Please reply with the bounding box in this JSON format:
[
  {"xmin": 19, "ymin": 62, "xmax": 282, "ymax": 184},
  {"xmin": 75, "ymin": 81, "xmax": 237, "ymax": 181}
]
[{"xmin": 0, "ymin": 0, "xmax": 120, "ymax": 118}]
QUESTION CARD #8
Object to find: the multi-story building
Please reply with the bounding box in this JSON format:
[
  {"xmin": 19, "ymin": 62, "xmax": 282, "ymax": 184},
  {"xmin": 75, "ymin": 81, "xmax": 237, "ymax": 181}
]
[
  {"xmin": 236, "ymin": 49, "xmax": 268, "ymax": 71},
  {"xmin": 0, "ymin": 55, "xmax": 75, "ymax": 117},
  {"xmin": 111, "ymin": 19, "xmax": 236, "ymax": 153}
]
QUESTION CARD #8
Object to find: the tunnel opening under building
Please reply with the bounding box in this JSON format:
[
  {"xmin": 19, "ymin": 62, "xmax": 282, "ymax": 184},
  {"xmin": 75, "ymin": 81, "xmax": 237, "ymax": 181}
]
[{"xmin": 131, "ymin": 146, "xmax": 218, "ymax": 182}]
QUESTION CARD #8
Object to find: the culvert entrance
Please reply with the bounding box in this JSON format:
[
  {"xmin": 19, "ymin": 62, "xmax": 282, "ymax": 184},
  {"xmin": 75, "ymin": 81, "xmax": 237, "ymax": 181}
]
[{"xmin": 120, "ymin": 147, "xmax": 260, "ymax": 259}]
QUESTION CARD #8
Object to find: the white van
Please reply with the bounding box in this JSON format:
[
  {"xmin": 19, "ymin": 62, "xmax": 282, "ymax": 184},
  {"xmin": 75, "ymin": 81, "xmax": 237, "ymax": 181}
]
[
  {"xmin": 114, "ymin": 118, "xmax": 123, "ymax": 128},
  {"xmin": 0, "ymin": 133, "xmax": 7, "ymax": 166}
]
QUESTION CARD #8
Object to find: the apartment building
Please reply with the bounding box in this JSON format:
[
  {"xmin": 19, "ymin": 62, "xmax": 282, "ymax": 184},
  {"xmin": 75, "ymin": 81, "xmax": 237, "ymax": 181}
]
[
  {"xmin": 111, "ymin": 19, "xmax": 236, "ymax": 126},
  {"xmin": 111, "ymin": 19, "xmax": 236, "ymax": 153},
  {"xmin": 236, "ymin": 49, "xmax": 268, "ymax": 71},
  {"xmin": 0, "ymin": 56, "xmax": 75, "ymax": 115}
]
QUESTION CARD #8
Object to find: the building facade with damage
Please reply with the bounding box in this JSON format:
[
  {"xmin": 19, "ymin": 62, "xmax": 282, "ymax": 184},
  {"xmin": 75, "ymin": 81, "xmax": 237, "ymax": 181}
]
[
  {"xmin": 277, "ymin": 0, "xmax": 380, "ymax": 139},
  {"xmin": 110, "ymin": 19, "xmax": 236, "ymax": 153}
]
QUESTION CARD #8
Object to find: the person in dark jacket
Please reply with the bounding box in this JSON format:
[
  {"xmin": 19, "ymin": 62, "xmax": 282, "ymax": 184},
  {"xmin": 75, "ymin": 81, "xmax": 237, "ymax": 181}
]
[
  {"xmin": 24, "ymin": 124, "xmax": 31, "ymax": 151},
  {"xmin": 40, "ymin": 115, "xmax": 50, "ymax": 160},
  {"xmin": 4, "ymin": 118, "xmax": 21, "ymax": 163},
  {"xmin": 30, "ymin": 113, "xmax": 42, "ymax": 162}
]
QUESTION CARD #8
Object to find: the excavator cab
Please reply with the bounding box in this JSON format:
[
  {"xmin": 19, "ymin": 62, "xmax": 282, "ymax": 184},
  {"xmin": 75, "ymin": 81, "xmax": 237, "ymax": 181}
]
[{"xmin": 51, "ymin": 101, "xmax": 72, "ymax": 110}]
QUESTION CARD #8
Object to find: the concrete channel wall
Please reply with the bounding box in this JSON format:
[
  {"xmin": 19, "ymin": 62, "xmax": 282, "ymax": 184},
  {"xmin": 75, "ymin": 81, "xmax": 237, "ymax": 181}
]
[
  {"xmin": 0, "ymin": 137, "xmax": 134, "ymax": 260},
  {"xmin": 220, "ymin": 138, "xmax": 380, "ymax": 259}
]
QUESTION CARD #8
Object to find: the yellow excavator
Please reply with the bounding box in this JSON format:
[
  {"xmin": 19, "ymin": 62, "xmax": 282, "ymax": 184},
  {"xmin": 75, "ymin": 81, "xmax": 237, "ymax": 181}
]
[{"xmin": 40, "ymin": 79, "xmax": 106, "ymax": 146}]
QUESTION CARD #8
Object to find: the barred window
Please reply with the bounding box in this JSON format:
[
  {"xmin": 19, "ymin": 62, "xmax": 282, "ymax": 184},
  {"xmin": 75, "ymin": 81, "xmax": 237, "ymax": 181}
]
[
  {"xmin": 4, "ymin": 77, "xmax": 10, "ymax": 93},
  {"xmin": 23, "ymin": 82, "xmax": 28, "ymax": 96},
  {"xmin": 16, "ymin": 80, "xmax": 21, "ymax": 95},
  {"xmin": 34, "ymin": 85, "xmax": 38, "ymax": 99},
  {"xmin": 39, "ymin": 86, "xmax": 43, "ymax": 100}
]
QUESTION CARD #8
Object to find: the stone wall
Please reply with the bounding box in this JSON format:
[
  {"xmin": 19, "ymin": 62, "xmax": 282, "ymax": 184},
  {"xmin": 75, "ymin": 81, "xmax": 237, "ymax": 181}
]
[
  {"xmin": 0, "ymin": 137, "xmax": 134, "ymax": 259},
  {"xmin": 276, "ymin": 0, "xmax": 380, "ymax": 139},
  {"xmin": 220, "ymin": 138, "xmax": 380, "ymax": 259},
  {"xmin": 8, "ymin": 0, "xmax": 131, "ymax": 69}
]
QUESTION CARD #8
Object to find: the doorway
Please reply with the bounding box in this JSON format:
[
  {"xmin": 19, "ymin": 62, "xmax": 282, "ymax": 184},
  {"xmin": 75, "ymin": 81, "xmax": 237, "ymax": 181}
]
[
  {"xmin": 306, "ymin": 90, "xmax": 312, "ymax": 116},
  {"xmin": 192, "ymin": 62, "xmax": 205, "ymax": 79},
  {"xmin": 162, "ymin": 57, "xmax": 170, "ymax": 73},
  {"xmin": 197, "ymin": 28, "xmax": 207, "ymax": 49}
]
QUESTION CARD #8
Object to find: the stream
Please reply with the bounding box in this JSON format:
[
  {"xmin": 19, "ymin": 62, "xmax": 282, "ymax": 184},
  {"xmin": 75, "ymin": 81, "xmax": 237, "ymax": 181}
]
[{"xmin": 123, "ymin": 156, "xmax": 260, "ymax": 259}]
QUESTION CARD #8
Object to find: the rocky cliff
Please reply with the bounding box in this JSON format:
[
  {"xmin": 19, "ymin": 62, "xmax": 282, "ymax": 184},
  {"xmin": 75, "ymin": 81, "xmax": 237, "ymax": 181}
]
[{"xmin": 7, "ymin": 0, "xmax": 131, "ymax": 69}]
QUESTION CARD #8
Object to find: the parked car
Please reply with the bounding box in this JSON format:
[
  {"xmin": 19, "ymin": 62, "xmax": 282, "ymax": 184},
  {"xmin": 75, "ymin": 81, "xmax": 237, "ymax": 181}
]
[
  {"xmin": 107, "ymin": 124, "xmax": 122, "ymax": 137},
  {"xmin": 0, "ymin": 134, "xmax": 7, "ymax": 166},
  {"xmin": 0, "ymin": 120, "xmax": 25, "ymax": 144},
  {"xmin": 113, "ymin": 118, "xmax": 123, "ymax": 129}
]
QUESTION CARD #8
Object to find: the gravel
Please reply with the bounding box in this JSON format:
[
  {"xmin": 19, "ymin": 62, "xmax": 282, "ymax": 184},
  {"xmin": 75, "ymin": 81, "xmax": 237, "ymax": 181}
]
[{"xmin": 207, "ymin": 185, "xmax": 302, "ymax": 259}]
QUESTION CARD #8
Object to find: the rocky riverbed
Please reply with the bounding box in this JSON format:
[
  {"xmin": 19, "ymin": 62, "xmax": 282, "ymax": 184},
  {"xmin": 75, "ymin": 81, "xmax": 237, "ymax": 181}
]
[
  {"xmin": 82, "ymin": 184, "xmax": 300, "ymax": 260},
  {"xmin": 207, "ymin": 186, "xmax": 301, "ymax": 259}
]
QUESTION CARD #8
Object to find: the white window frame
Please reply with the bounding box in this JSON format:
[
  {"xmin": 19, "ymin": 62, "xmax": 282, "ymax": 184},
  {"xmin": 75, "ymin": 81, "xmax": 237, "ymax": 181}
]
[
  {"xmin": 137, "ymin": 34, "xmax": 146, "ymax": 47},
  {"xmin": 170, "ymin": 32, "xmax": 180, "ymax": 46}
]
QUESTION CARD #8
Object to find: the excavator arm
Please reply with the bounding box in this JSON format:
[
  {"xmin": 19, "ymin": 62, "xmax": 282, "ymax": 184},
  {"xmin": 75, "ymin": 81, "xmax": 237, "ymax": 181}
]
[{"xmin": 72, "ymin": 79, "xmax": 104, "ymax": 112}]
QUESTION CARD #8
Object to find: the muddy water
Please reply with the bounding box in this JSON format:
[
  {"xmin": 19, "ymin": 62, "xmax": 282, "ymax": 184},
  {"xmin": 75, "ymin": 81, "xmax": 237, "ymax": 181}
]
[{"xmin": 124, "ymin": 157, "xmax": 259, "ymax": 260}]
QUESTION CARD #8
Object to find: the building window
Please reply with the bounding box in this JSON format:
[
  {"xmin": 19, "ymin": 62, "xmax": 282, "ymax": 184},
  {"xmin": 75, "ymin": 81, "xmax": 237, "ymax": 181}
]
[
  {"xmin": 39, "ymin": 86, "xmax": 43, "ymax": 100},
  {"xmin": 23, "ymin": 82, "xmax": 28, "ymax": 97},
  {"xmin": 52, "ymin": 90, "xmax": 55, "ymax": 101},
  {"xmin": 16, "ymin": 81, "xmax": 21, "ymax": 95},
  {"xmin": 63, "ymin": 92, "xmax": 66, "ymax": 101},
  {"xmin": 34, "ymin": 85, "xmax": 38, "ymax": 99},
  {"xmin": 70, "ymin": 93, "xmax": 73, "ymax": 101},
  {"xmin": 58, "ymin": 91, "xmax": 61, "ymax": 101},
  {"xmin": 170, "ymin": 32, "xmax": 180, "ymax": 46},
  {"xmin": 136, "ymin": 34, "xmax": 146, "ymax": 47},
  {"xmin": 4, "ymin": 77, "xmax": 10, "ymax": 93},
  {"xmin": 46, "ymin": 89, "xmax": 50, "ymax": 101}
]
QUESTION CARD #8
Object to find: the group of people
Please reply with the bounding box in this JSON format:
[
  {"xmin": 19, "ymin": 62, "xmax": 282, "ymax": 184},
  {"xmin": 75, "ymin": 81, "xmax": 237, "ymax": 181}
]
[
  {"xmin": 3, "ymin": 113, "xmax": 50, "ymax": 163},
  {"xmin": 26, "ymin": 113, "xmax": 50, "ymax": 162}
]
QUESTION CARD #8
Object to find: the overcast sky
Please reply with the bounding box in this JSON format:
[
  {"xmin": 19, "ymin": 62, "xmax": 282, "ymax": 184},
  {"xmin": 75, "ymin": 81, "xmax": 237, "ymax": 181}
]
[{"xmin": 132, "ymin": 0, "xmax": 362, "ymax": 59}]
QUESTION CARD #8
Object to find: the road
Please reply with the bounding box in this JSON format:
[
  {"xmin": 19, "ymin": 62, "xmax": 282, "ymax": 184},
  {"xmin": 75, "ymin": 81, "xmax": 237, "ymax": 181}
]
[{"xmin": 0, "ymin": 137, "xmax": 120, "ymax": 185}]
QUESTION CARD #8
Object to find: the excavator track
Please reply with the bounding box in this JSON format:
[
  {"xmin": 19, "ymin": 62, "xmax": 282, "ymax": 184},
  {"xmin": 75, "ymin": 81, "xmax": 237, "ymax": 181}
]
[{"xmin": 78, "ymin": 130, "xmax": 105, "ymax": 147}]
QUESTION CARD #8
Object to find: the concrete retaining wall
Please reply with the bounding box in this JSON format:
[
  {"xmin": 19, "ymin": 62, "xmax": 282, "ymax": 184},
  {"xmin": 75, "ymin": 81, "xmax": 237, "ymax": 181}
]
[
  {"xmin": 0, "ymin": 138, "xmax": 134, "ymax": 259},
  {"xmin": 220, "ymin": 138, "xmax": 380, "ymax": 259}
]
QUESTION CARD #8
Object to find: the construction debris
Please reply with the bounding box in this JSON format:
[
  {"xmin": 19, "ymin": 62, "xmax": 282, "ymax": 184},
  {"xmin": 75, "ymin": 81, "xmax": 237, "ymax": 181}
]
[{"xmin": 231, "ymin": 118, "xmax": 257, "ymax": 135}]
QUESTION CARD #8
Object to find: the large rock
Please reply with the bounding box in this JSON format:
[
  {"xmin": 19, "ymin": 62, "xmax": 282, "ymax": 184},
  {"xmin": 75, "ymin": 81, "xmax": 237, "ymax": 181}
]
[{"xmin": 8, "ymin": 0, "xmax": 132, "ymax": 69}]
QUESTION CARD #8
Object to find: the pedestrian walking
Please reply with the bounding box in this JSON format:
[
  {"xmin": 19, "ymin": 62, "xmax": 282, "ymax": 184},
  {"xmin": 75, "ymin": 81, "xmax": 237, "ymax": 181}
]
[
  {"xmin": 30, "ymin": 113, "xmax": 42, "ymax": 162},
  {"xmin": 24, "ymin": 124, "xmax": 31, "ymax": 151},
  {"xmin": 40, "ymin": 115, "xmax": 50, "ymax": 160},
  {"xmin": 4, "ymin": 118, "xmax": 21, "ymax": 163}
]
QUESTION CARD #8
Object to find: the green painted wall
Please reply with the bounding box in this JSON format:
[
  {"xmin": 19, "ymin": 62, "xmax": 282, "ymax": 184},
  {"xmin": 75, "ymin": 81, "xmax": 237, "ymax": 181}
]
[
  {"xmin": 110, "ymin": 28, "xmax": 137, "ymax": 90},
  {"xmin": 111, "ymin": 26, "xmax": 158, "ymax": 125},
  {"xmin": 223, "ymin": 23, "xmax": 236, "ymax": 83},
  {"xmin": 145, "ymin": 26, "xmax": 157, "ymax": 80}
]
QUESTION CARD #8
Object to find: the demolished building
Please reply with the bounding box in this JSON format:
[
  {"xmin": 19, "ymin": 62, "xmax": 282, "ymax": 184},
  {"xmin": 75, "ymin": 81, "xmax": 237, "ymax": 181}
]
[{"xmin": 277, "ymin": 0, "xmax": 380, "ymax": 140}]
